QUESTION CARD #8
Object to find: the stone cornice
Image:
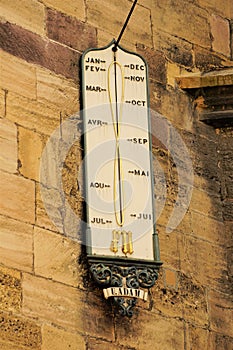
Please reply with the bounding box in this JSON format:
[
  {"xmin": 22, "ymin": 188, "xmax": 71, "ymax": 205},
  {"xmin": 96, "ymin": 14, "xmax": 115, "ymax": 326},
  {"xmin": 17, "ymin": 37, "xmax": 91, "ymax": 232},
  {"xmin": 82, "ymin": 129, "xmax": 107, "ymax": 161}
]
[{"xmin": 176, "ymin": 69, "xmax": 233, "ymax": 127}]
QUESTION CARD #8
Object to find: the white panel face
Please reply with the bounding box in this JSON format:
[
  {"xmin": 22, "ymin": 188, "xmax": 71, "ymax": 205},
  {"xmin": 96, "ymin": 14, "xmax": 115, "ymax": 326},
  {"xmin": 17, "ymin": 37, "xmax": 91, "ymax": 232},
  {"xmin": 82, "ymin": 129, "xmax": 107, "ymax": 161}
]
[{"xmin": 82, "ymin": 42, "xmax": 155, "ymax": 260}]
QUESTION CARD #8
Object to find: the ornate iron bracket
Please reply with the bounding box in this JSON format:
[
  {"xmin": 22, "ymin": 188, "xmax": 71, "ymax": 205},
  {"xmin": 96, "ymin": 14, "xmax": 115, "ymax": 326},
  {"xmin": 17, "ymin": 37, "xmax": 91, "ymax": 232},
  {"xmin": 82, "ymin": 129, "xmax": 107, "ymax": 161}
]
[{"xmin": 88, "ymin": 256, "xmax": 161, "ymax": 316}]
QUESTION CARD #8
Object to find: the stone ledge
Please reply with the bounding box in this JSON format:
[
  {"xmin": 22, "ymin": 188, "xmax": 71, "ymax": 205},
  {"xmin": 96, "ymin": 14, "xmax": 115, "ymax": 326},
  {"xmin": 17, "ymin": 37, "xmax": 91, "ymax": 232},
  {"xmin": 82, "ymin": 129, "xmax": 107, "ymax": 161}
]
[
  {"xmin": 175, "ymin": 69, "xmax": 233, "ymax": 89},
  {"xmin": 175, "ymin": 69, "xmax": 233, "ymax": 127}
]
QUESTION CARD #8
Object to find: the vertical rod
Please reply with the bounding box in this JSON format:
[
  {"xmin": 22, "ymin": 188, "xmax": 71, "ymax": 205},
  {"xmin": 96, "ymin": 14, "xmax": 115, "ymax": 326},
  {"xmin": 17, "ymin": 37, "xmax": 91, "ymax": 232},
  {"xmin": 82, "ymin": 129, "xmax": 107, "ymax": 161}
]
[{"xmin": 113, "ymin": 0, "xmax": 138, "ymax": 51}]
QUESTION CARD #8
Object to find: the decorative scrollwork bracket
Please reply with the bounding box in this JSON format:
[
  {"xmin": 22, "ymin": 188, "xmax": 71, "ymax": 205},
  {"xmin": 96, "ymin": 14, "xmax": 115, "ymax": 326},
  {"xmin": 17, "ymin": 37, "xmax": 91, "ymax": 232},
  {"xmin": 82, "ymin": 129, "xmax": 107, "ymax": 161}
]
[{"xmin": 88, "ymin": 256, "xmax": 162, "ymax": 317}]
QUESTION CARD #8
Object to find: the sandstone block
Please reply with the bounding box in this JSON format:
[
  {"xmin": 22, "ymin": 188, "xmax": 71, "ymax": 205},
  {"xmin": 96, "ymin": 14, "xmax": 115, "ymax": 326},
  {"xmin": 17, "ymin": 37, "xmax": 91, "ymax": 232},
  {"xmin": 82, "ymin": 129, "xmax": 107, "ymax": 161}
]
[
  {"xmin": 36, "ymin": 68, "xmax": 79, "ymax": 116},
  {"xmin": 116, "ymin": 310, "xmax": 184, "ymax": 350},
  {"xmin": 190, "ymin": 188, "xmax": 222, "ymax": 220},
  {"xmin": 153, "ymin": 269, "xmax": 183, "ymax": 319},
  {"xmin": 0, "ymin": 22, "xmax": 81, "ymax": 82},
  {"xmin": 0, "ymin": 311, "xmax": 41, "ymax": 349},
  {"xmin": 191, "ymin": 212, "xmax": 229, "ymax": 246},
  {"xmin": 22, "ymin": 273, "xmax": 85, "ymax": 331},
  {"xmin": 223, "ymin": 201, "xmax": 233, "ymax": 221},
  {"xmin": 208, "ymin": 331, "xmax": 233, "ymax": 350},
  {"xmin": 180, "ymin": 235, "xmax": 228, "ymax": 291},
  {"xmin": 153, "ymin": 271, "xmax": 208, "ymax": 326},
  {"xmin": 18, "ymin": 127, "xmax": 44, "ymax": 181},
  {"xmin": 42, "ymin": 0, "xmax": 85, "ymax": 20},
  {"xmin": 210, "ymin": 15, "xmax": 230, "ymax": 57},
  {"xmin": 97, "ymin": 29, "xmax": 136, "ymax": 52},
  {"xmin": 6, "ymin": 92, "xmax": 61, "ymax": 136},
  {"xmin": 0, "ymin": 171, "xmax": 35, "ymax": 224},
  {"xmin": 0, "ymin": 89, "xmax": 6, "ymax": 117},
  {"xmin": 151, "ymin": 0, "xmax": 211, "ymax": 48},
  {"xmin": 0, "ymin": 266, "xmax": 21, "ymax": 312},
  {"xmin": 87, "ymin": 0, "xmax": 153, "ymax": 47},
  {"xmin": 208, "ymin": 290, "xmax": 233, "ymax": 337},
  {"xmin": 153, "ymin": 31, "xmax": 193, "ymax": 67},
  {"xmin": 87, "ymin": 339, "xmax": 121, "ymax": 350},
  {"xmin": 160, "ymin": 87, "xmax": 193, "ymax": 131},
  {"xmin": 186, "ymin": 324, "xmax": 209, "ymax": 350},
  {"xmin": 36, "ymin": 183, "xmax": 63, "ymax": 233},
  {"xmin": 0, "ymin": 215, "xmax": 33, "ymax": 272},
  {"xmin": 136, "ymin": 46, "xmax": 167, "ymax": 85},
  {"xmin": 0, "ymin": 51, "xmax": 36, "ymax": 99},
  {"xmin": 0, "ymin": 339, "xmax": 29, "ymax": 350},
  {"xmin": 179, "ymin": 274, "xmax": 208, "ymax": 326},
  {"xmin": 47, "ymin": 8, "xmax": 97, "ymax": 51},
  {"xmin": 164, "ymin": 268, "xmax": 177, "ymax": 288},
  {"xmin": 0, "ymin": 0, "xmax": 45, "ymax": 36},
  {"xmin": 0, "ymin": 118, "xmax": 17, "ymax": 173},
  {"xmin": 42, "ymin": 324, "xmax": 85, "ymax": 350},
  {"xmin": 22, "ymin": 273, "xmax": 114, "ymax": 339},
  {"xmin": 34, "ymin": 227, "xmax": 82, "ymax": 287},
  {"xmin": 194, "ymin": 46, "xmax": 229, "ymax": 71},
  {"xmin": 156, "ymin": 224, "xmax": 182, "ymax": 269},
  {"xmin": 167, "ymin": 62, "xmax": 181, "ymax": 87},
  {"xmin": 197, "ymin": 0, "xmax": 232, "ymax": 19}
]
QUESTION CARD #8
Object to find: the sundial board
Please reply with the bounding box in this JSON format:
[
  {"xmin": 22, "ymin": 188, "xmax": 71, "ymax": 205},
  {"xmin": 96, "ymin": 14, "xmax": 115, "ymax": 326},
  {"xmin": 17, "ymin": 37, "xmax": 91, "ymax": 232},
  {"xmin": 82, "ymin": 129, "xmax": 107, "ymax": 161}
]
[{"xmin": 81, "ymin": 41, "xmax": 156, "ymax": 261}]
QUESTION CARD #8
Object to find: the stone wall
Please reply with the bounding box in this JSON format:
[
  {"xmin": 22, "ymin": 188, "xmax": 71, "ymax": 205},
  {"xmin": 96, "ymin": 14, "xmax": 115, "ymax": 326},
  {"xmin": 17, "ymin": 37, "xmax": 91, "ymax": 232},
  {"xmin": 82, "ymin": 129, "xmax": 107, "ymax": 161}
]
[{"xmin": 0, "ymin": 0, "xmax": 232, "ymax": 349}]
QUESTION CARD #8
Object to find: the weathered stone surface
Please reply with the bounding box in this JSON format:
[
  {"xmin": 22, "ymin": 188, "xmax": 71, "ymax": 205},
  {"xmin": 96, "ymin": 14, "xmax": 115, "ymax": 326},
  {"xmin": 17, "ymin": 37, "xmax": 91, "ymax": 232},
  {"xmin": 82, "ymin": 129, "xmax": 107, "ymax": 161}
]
[
  {"xmin": 136, "ymin": 46, "xmax": 167, "ymax": 85},
  {"xmin": 0, "ymin": 215, "xmax": 33, "ymax": 272},
  {"xmin": 97, "ymin": 29, "xmax": 136, "ymax": 52},
  {"xmin": 0, "ymin": 311, "xmax": 41, "ymax": 349},
  {"xmin": 191, "ymin": 212, "xmax": 228, "ymax": 246},
  {"xmin": 159, "ymin": 87, "xmax": 193, "ymax": 130},
  {"xmin": 179, "ymin": 274, "xmax": 208, "ymax": 326},
  {"xmin": 156, "ymin": 224, "xmax": 182, "ymax": 269},
  {"xmin": 153, "ymin": 31, "xmax": 193, "ymax": 67},
  {"xmin": 208, "ymin": 290, "xmax": 233, "ymax": 337},
  {"xmin": 181, "ymin": 235, "xmax": 228, "ymax": 291},
  {"xmin": 197, "ymin": 0, "xmax": 232, "ymax": 19},
  {"xmin": 0, "ymin": 22, "xmax": 81, "ymax": 82},
  {"xmin": 176, "ymin": 69, "xmax": 233, "ymax": 89},
  {"xmin": 18, "ymin": 127, "xmax": 44, "ymax": 181},
  {"xmin": 167, "ymin": 62, "xmax": 181, "ymax": 87},
  {"xmin": 153, "ymin": 271, "xmax": 208, "ymax": 326},
  {"xmin": 22, "ymin": 274, "xmax": 114, "ymax": 340},
  {"xmin": 47, "ymin": 8, "xmax": 97, "ymax": 51},
  {"xmin": 172, "ymin": 130, "xmax": 221, "ymax": 194},
  {"xmin": 42, "ymin": 0, "xmax": 85, "ymax": 20},
  {"xmin": 0, "ymin": 119, "xmax": 17, "ymax": 173},
  {"xmin": 0, "ymin": 50, "xmax": 36, "ymax": 99},
  {"xmin": 87, "ymin": 339, "xmax": 123, "ymax": 350},
  {"xmin": 36, "ymin": 183, "xmax": 63, "ymax": 233},
  {"xmin": 190, "ymin": 188, "xmax": 222, "ymax": 220},
  {"xmin": 36, "ymin": 68, "xmax": 79, "ymax": 115},
  {"xmin": 231, "ymin": 21, "xmax": 233, "ymax": 60},
  {"xmin": 0, "ymin": 266, "xmax": 21, "ymax": 312},
  {"xmin": 116, "ymin": 310, "xmax": 184, "ymax": 350},
  {"xmin": 0, "ymin": 339, "xmax": 30, "ymax": 350},
  {"xmin": 186, "ymin": 324, "xmax": 209, "ymax": 350},
  {"xmin": 0, "ymin": 171, "xmax": 35, "ymax": 224},
  {"xmin": 87, "ymin": 0, "xmax": 153, "ymax": 47},
  {"xmin": 0, "ymin": 0, "xmax": 45, "ymax": 35},
  {"xmin": 208, "ymin": 331, "xmax": 233, "ymax": 350},
  {"xmin": 222, "ymin": 200, "xmax": 233, "ymax": 221},
  {"xmin": 6, "ymin": 92, "xmax": 61, "ymax": 136},
  {"xmin": 34, "ymin": 226, "xmax": 82, "ymax": 287},
  {"xmin": 151, "ymin": 0, "xmax": 211, "ymax": 48},
  {"xmin": 210, "ymin": 14, "xmax": 231, "ymax": 58},
  {"xmin": 194, "ymin": 46, "xmax": 232, "ymax": 71},
  {"xmin": 42, "ymin": 324, "xmax": 85, "ymax": 350},
  {"xmin": 0, "ymin": 89, "xmax": 6, "ymax": 118},
  {"xmin": 22, "ymin": 273, "xmax": 85, "ymax": 330}
]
